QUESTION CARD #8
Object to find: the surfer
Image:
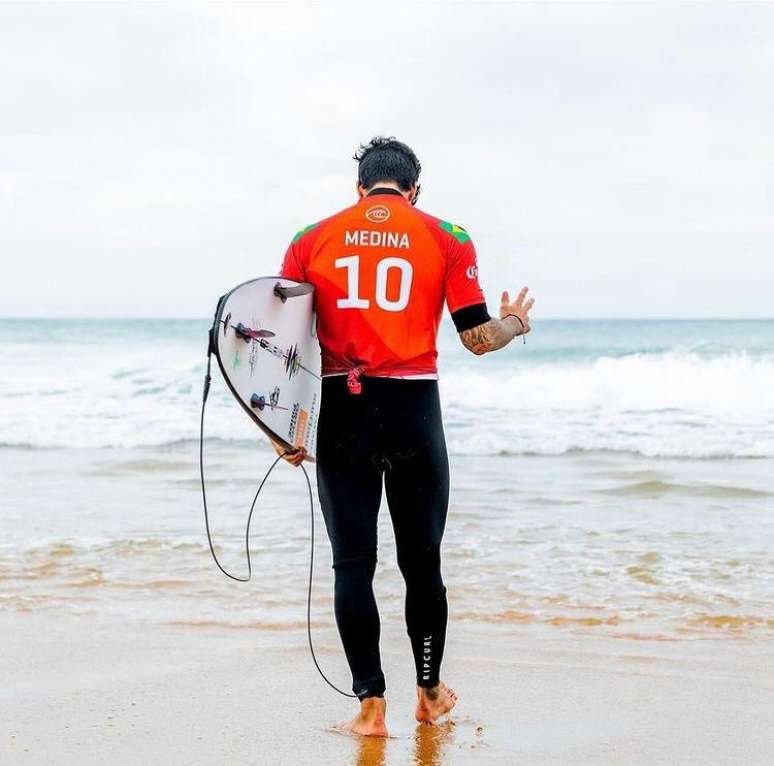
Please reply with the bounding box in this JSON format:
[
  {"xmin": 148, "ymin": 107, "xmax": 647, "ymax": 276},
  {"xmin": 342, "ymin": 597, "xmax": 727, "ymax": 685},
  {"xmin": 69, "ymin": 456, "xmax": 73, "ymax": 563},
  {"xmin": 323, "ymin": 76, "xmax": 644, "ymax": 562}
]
[{"xmin": 273, "ymin": 137, "xmax": 533, "ymax": 736}]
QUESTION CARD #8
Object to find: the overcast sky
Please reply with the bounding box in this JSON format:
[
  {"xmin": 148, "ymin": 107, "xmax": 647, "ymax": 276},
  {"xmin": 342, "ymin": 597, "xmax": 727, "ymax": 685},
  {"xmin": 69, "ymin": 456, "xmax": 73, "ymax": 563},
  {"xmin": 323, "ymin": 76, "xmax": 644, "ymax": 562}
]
[{"xmin": 1, "ymin": 2, "xmax": 772, "ymax": 319}]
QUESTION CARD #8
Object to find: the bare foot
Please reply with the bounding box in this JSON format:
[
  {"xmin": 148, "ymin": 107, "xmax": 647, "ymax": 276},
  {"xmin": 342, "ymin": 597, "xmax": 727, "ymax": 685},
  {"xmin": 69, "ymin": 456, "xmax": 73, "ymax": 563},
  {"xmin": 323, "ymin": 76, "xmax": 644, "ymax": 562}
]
[
  {"xmin": 336, "ymin": 696, "xmax": 388, "ymax": 737},
  {"xmin": 415, "ymin": 682, "xmax": 458, "ymax": 724}
]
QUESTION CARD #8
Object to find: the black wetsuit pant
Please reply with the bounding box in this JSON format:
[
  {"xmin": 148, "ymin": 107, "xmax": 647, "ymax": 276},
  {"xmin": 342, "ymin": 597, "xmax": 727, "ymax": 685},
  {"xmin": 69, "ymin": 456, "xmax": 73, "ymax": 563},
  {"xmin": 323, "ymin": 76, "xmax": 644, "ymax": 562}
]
[{"xmin": 316, "ymin": 375, "xmax": 450, "ymax": 700}]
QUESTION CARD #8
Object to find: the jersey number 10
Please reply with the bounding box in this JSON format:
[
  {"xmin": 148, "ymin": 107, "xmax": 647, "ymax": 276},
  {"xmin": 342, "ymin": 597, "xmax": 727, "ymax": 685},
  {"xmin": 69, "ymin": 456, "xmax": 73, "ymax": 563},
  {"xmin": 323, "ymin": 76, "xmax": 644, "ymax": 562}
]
[{"xmin": 335, "ymin": 255, "xmax": 413, "ymax": 312}]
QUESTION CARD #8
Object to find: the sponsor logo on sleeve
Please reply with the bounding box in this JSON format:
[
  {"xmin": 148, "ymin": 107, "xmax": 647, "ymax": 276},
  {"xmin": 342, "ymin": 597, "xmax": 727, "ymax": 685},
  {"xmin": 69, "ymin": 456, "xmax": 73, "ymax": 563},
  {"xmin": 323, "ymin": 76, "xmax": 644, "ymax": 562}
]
[{"xmin": 365, "ymin": 205, "xmax": 391, "ymax": 223}]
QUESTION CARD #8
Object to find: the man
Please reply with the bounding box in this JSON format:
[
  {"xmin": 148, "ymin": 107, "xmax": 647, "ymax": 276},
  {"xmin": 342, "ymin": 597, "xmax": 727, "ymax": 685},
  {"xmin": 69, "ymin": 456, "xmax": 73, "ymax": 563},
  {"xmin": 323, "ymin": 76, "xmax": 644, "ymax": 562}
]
[{"xmin": 276, "ymin": 137, "xmax": 534, "ymax": 736}]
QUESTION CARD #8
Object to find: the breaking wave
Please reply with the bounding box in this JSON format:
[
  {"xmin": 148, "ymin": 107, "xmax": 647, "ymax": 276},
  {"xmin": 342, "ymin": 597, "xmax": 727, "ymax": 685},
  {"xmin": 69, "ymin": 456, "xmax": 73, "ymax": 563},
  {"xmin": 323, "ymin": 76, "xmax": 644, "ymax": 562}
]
[{"xmin": 1, "ymin": 317, "xmax": 773, "ymax": 458}]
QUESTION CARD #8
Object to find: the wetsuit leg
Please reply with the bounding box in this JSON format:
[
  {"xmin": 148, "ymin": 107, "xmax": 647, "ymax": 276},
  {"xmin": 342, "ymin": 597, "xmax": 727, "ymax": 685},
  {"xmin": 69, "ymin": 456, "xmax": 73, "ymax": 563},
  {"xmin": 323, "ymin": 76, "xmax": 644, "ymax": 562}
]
[
  {"xmin": 316, "ymin": 376, "xmax": 450, "ymax": 697},
  {"xmin": 316, "ymin": 377, "xmax": 386, "ymax": 699},
  {"xmin": 381, "ymin": 380, "xmax": 450, "ymax": 689}
]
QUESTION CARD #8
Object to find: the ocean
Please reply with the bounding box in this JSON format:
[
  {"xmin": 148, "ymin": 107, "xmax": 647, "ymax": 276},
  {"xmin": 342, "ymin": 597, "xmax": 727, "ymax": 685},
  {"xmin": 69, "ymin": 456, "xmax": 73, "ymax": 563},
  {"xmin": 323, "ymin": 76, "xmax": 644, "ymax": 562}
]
[{"xmin": 2, "ymin": 318, "xmax": 773, "ymax": 640}]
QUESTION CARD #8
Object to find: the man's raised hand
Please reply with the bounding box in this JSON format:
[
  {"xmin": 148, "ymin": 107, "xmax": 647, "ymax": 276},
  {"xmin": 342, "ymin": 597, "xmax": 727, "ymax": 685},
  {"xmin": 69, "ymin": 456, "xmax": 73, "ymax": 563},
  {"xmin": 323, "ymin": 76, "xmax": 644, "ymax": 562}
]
[{"xmin": 500, "ymin": 287, "xmax": 535, "ymax": 336}]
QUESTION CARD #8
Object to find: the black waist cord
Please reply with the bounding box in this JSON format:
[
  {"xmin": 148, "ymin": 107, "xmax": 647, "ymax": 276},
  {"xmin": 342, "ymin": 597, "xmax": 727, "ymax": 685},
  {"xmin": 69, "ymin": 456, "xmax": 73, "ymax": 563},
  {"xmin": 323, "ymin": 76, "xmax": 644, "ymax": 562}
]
[{"xmin": 199, "ymin": 352, "xmax": 356, "ymax": 698}]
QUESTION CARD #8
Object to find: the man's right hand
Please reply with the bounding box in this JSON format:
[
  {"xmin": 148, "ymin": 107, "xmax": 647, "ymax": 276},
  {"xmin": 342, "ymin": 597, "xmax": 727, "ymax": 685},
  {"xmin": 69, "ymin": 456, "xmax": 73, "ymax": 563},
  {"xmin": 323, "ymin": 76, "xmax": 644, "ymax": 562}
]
[
  {"xmin": 458, "ymin": 285, "xmax": 536, "ymax": 355},
  {"xmin": 499, "ymin": 286, "xmax": 535, "ymax": 336},
  {"xmin": 271, "ymin": 439, "xmax": 307, "ymax": 467}
]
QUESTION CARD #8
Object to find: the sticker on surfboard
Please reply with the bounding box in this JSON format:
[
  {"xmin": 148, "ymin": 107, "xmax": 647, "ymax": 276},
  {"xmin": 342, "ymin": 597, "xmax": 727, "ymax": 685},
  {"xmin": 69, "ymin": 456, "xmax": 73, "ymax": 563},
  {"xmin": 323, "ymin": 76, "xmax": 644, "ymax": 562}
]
[{"xmin": 210, "ymin": 277, "xmax": 321, "ymax": 459}]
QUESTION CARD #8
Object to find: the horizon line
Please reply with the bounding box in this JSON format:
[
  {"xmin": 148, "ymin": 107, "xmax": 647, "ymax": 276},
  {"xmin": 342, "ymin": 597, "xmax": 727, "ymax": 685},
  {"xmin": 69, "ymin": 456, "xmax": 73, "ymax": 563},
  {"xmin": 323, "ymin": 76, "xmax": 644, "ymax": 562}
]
[{"xmin": 2, "ymin": 315, "xmax": 773, "ymax": 322}]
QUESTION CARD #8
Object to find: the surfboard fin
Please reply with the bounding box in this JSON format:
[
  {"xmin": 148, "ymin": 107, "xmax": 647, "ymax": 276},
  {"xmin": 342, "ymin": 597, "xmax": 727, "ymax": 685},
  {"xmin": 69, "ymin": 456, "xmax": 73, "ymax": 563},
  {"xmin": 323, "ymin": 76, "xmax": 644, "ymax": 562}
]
[
  {"xmin": 233, "ymin": 323, "xmax": 276, "ymax": 342},
  {"xmin": 250, "ymin": 391, "xmax": 288, "ymax": 412},
  {"xmin": 274, "ymin": 282, "xmax": 314, "ymax": 303}
]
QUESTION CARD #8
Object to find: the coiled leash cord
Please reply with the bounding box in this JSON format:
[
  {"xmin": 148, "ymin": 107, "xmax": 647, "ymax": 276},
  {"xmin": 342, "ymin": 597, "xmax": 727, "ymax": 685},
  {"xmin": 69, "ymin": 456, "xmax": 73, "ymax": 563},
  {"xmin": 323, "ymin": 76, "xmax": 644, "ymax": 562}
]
[{"xmin": 199, "ymin": 352, "xmax": 356, "ymax": 698}]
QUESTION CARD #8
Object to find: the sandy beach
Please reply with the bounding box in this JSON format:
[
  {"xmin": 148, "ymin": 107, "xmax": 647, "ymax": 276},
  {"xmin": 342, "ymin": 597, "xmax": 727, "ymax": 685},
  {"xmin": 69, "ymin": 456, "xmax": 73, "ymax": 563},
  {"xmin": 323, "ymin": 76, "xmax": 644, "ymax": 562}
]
[{"xmin": 4, "ymin": 611, "xmax": 773, "ymax": 765}]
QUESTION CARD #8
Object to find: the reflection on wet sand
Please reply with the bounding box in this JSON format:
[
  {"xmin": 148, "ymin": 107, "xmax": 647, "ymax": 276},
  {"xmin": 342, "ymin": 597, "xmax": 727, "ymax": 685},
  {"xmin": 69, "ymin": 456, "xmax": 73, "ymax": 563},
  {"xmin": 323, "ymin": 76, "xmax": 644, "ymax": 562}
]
[
  {"xmin": 351, "ymin": 722, "xmax": 453, "ymax": 766},
  {"xmin": 353, "ymin": 734, "xmax": 386, "ymax": 766},
  {"xmin": 413, "ymin": 722, "xmax": 452, "ymax": 765}
]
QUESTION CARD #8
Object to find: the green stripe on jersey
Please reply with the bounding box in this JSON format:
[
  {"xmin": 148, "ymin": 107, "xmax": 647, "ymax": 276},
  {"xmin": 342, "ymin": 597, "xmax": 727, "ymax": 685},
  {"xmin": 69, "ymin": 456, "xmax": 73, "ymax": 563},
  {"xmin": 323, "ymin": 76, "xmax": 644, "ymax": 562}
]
[{"xmin": 292, "ymin": 222, "xmax": 318, "ymax": 243}]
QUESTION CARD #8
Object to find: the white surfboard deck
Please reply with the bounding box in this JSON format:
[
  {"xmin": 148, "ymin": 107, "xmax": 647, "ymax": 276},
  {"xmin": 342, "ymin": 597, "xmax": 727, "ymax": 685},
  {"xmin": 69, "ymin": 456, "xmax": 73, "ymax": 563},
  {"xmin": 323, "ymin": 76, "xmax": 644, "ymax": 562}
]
[{"xmin": 211, "ymin": 276, "xmax": 321, "ymax": 460}]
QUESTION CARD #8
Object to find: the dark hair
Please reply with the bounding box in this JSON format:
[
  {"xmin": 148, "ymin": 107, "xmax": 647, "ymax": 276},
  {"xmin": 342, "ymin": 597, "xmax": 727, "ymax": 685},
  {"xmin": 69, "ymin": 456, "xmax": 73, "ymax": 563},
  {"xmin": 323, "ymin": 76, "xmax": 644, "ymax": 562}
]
[{"xmin": 354, "ymin": 136, "xmax": 421, "ymax": 192}]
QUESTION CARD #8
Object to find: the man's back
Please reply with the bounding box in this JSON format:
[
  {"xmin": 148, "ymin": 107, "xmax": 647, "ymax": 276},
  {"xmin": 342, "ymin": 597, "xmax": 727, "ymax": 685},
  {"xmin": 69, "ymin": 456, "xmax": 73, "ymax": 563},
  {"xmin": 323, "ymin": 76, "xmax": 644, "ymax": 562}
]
[{"xmin": 281, "ymin": 188, "xmax": 486, "ymax": 378}]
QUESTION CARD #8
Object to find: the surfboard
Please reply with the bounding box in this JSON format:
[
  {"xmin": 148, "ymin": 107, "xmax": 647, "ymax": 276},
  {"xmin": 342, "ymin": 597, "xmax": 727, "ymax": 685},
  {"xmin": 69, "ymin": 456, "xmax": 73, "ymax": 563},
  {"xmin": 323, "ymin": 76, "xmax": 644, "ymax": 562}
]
[{"xmin": 209, "ymin": 277, "xmax": 321, "ymax": 460}]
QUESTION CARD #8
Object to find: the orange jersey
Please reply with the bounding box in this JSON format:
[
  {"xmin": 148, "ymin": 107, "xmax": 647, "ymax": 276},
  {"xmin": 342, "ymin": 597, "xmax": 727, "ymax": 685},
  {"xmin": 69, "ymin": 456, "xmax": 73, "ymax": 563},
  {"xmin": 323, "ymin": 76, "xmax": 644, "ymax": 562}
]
[{"xmin": 280, "ymin": 188, "xmax": 489, "ymax": 378}]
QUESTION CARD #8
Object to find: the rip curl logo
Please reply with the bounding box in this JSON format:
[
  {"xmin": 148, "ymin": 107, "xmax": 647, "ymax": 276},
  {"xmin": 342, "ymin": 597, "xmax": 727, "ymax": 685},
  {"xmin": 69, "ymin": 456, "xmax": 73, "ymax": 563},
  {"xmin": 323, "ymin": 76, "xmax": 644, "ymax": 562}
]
[
  {"xmin": 422, "ymin": 635, "xmax": 432, "ymax": 681},
  {"xmin": 465, "ymin": 264, "xmax": 478, "ymax": 280},
  {"xmin": 365, "ymin": 205, "xmax": 390, "ymax": 223}
]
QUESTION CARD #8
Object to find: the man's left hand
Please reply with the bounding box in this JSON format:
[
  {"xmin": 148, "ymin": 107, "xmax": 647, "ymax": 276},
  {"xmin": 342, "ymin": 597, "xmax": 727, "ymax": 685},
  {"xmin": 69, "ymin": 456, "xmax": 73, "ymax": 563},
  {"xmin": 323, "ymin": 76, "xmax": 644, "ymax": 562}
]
[{"xmin": 271, "ymin": 439, "xmax": 307, "ymax": 467}]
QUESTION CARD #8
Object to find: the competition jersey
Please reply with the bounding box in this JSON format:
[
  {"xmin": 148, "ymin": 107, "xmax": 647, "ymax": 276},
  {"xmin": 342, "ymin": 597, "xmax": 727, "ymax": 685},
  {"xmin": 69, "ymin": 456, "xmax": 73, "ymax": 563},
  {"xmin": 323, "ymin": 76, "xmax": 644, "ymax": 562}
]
[{"xmin": 280, "ymin": 188, "xmax": 490, "ymax": 380}]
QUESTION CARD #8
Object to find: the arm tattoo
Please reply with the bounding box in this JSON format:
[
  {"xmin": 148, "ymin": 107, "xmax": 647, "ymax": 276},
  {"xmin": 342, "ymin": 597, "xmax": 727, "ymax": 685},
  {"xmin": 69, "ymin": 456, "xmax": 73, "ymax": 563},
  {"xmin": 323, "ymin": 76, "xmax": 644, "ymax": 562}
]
[{"xmin": 459, "ymin": 317, "xmax": 518, "ymax": 355}]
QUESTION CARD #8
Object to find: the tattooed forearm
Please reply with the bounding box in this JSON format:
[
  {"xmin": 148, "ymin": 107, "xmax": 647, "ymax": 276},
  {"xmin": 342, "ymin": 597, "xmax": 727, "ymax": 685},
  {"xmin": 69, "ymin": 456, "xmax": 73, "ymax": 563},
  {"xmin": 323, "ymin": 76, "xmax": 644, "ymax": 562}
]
[{"xmin": 459, "ymin": 317, "xmax": 520, "ymax": 355}]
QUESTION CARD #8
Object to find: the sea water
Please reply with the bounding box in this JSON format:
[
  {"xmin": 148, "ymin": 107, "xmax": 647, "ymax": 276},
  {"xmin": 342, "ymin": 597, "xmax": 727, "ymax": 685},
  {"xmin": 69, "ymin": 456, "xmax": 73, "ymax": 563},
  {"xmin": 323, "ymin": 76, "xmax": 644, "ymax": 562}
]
[{"xmin": 1, "ymin": 318, "xmax": 773, "ymax": 639}]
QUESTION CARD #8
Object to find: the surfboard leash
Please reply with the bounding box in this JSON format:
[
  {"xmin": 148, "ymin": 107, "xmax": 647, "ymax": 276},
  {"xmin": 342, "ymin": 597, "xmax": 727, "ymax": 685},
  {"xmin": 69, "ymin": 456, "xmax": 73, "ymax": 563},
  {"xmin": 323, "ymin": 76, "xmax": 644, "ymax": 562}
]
[{"xmin": 199, "ymin": 350, "xmax": 357, "ymax": 698}]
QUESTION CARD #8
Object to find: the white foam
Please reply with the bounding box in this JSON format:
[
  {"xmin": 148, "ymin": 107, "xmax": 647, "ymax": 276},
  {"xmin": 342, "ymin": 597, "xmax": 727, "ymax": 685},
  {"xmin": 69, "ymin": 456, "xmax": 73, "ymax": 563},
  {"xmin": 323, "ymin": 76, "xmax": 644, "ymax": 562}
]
[
  {"xmin": 2, "ymin": 342, "xmax": 774, "ymax": 457},
  {"xmin": 440, "ymin": 352, "xmax": 774, "ymax": 457}
]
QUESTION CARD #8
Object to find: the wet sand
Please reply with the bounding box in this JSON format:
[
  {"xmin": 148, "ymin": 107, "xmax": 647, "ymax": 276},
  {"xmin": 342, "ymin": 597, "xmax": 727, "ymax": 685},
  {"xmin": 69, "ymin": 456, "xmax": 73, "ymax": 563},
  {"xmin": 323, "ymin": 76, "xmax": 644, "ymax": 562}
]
[{"xmin": 3, "ymin": 612, "xmax": 773, "ymax": 765}]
